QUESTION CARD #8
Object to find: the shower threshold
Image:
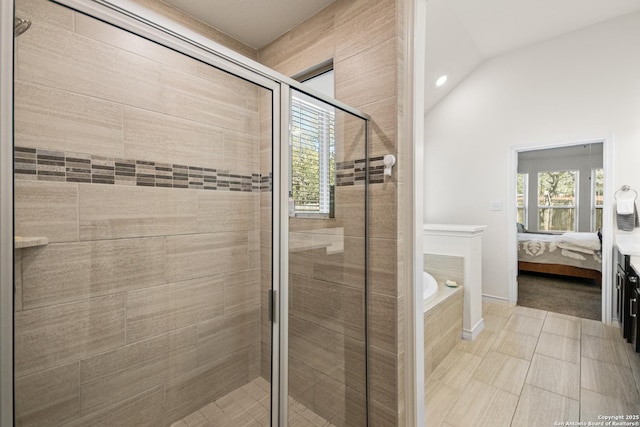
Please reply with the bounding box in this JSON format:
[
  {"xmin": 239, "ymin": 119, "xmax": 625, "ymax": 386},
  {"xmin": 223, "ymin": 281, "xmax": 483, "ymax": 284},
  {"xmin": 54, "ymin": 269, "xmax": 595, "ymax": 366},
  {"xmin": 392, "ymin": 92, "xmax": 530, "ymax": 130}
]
[{"xmin": 170, "ymin": 377, "xmax": 336, "ymax": 426}]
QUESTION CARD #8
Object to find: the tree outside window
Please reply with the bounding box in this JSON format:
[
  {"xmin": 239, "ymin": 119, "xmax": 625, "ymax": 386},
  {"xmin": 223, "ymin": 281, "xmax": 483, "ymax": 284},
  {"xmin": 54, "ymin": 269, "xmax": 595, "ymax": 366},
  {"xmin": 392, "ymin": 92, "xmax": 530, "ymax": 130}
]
[{"xmin": 538, "ymin": 170, "xmax": 577, "ymax": 231}]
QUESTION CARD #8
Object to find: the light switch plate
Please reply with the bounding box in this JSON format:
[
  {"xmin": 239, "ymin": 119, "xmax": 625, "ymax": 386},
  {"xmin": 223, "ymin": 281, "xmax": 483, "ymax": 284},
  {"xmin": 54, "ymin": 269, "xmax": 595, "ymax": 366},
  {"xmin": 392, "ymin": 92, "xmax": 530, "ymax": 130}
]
[{"xmin": 489, "ymin": 201, "xmax": 503, "ymax": 211}]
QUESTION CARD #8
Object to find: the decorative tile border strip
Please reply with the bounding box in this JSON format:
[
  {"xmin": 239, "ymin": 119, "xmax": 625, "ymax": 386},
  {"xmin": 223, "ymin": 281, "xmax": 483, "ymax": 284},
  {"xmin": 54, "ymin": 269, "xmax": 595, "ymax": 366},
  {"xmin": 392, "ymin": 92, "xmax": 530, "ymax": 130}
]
[
  {"xmin": 336, "ymin": 160, "xmax": 354, "ymax": 186},
  {"xmin": 14, "ymin": 147, "xmax": 384, "ymax": 191},
  {"xmin": 368, "ymin": 157, "xmax": 385, "ymax": 184},
  {"xmin": 336, "ymin": 156, "xmax": 385, "ymax": 186},
  {"xmin": 14, "ymin": 147, "xmax": 263, "ymax": 192},
  {"xmin": 261, "ymin": 173, "xmax": 273, "ymax": 192}
]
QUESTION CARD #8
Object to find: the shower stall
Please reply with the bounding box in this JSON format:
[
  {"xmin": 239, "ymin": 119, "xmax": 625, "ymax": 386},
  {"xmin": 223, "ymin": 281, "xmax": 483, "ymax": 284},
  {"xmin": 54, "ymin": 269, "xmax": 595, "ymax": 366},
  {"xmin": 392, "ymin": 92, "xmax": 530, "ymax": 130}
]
[{"xmin": 1, "ymin": 0, "xmax": 369, "ymax": 425}]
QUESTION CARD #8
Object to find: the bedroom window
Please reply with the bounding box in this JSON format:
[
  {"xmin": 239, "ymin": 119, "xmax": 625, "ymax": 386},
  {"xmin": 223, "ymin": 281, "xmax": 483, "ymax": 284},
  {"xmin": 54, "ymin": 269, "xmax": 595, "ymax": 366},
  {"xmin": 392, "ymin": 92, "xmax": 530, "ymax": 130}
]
[
  {"xmin": 538, "ymin": 170, "xmax": 577, "ymax": 232},
  {"xmin": 592, "ymin": 168, "xmax": 604, "ymax": 231},
  {"xmin": 517, "ymin": 173, "xmax": 528, "ymax": 227}
]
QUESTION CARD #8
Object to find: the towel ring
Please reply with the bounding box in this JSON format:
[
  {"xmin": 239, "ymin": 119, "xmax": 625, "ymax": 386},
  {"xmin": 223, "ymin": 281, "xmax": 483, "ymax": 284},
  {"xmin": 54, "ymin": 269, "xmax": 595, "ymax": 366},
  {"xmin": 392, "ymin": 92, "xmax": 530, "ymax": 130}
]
[{"xmin": 615, "ymin": 185, "xmax": 638, "ymax": 201}]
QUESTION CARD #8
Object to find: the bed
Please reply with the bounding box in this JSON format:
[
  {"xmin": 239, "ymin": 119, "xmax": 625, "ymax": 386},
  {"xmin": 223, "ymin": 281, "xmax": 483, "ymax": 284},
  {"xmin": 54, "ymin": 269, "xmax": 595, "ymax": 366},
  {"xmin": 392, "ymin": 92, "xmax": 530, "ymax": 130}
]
[{"xmin": 517, "ymin": 229, "xmax": 602, "ymax": 287}]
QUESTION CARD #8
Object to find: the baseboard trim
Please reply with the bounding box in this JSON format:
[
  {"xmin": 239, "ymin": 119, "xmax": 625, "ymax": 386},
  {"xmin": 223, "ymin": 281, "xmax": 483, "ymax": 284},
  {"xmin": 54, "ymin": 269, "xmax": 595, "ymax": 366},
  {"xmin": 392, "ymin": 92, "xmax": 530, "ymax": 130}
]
[
  {"xmin": 462, "ymin": 318, "xmax": 484, "ymax": 341},
  {"xmin": 482, "ymin": 294, "xmax": 511, "ymax": 304}
]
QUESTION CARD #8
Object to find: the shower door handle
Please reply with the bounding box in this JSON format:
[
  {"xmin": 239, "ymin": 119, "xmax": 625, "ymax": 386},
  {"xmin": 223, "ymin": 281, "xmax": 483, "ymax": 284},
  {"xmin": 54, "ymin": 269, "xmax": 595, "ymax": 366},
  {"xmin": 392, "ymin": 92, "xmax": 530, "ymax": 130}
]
[{"xmin": 269, "ymin": 290, "xmax": 277, "ymax": 323}]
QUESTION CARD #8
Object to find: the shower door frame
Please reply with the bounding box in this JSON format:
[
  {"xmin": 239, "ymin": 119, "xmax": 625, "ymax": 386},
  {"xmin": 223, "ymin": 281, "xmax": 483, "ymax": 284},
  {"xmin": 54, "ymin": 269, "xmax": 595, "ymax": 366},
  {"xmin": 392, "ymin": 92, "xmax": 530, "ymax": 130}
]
[
  {"xmin": 0, "ymin": 0, "xmax": 370, "ymax": 425},
  {"xmin": 0, "ymin": 0, "xmax": 15, "ymax": 425}
]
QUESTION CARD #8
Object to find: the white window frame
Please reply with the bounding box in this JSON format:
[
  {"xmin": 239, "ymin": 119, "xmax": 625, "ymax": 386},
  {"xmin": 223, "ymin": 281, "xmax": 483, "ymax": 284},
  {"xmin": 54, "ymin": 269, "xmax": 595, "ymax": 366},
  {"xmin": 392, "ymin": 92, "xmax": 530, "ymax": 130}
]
[
  {"xmin": 537, "ymin": 170, "xmax": 579, "ymax": 232},
  {"xmin": 517, "ymin": 172, "xmax": 528, "ymax": 229},
  {"xmin": 591, "ymin": 167, "xmax": 604, "ymax": 231}
]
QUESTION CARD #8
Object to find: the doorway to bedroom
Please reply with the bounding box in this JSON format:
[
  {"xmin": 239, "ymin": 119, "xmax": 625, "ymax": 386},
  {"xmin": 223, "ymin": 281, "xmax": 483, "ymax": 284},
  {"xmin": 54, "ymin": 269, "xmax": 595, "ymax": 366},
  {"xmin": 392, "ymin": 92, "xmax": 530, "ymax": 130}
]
[{"xmin": 515, "ymin": 142, "xmax": 604, "ymax": 320}]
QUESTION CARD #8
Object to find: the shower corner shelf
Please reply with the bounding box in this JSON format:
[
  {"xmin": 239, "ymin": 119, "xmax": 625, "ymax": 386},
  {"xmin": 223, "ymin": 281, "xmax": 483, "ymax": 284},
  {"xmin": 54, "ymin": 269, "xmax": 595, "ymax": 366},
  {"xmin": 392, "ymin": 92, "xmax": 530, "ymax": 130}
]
[{"xmin": 14, "ymin": 236, "xmax": 49, "ymax": 249}]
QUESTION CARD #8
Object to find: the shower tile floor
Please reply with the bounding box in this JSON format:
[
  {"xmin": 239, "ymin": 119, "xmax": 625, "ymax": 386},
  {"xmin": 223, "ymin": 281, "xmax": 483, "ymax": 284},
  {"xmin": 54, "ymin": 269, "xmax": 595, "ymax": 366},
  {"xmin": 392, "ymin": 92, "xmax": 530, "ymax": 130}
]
[{"xmin": 170, "ymin": 376, "xmax": 336, "ymax": 427}]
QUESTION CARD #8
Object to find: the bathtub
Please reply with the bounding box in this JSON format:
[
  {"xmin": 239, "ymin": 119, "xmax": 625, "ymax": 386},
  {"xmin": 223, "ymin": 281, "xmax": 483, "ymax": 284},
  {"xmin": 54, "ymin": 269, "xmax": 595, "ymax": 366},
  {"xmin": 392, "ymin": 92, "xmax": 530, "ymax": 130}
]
[
  {"xmin": 423, "ymin": 271, "xmax": 438, "ymax": 303},
  {"xmin": 423, "ymin": 270, "xmax": 463, "ymax": 313}
]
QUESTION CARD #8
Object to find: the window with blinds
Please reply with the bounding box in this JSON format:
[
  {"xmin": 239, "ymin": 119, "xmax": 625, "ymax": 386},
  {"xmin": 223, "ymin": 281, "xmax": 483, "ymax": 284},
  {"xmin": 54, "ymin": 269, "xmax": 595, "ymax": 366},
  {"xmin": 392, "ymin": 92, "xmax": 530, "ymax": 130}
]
[{"xmin": 290, "ymin": 90, "xmax": 335, "ymax": 215}]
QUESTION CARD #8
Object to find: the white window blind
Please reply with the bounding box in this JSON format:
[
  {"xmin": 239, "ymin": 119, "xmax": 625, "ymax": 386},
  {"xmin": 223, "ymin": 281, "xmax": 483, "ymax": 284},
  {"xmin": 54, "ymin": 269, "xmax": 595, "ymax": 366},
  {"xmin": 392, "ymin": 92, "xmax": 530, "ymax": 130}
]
[{"xmin": 290, "ymin": 92, "xmax": 335, "ymax": 214}]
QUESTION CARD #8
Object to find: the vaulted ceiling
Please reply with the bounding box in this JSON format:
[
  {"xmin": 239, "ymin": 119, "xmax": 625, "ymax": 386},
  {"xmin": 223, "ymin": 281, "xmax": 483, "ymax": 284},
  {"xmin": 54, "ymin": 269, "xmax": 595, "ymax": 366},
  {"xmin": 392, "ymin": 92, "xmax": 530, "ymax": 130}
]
[
  {"xmin": 164, "ymin": 0, "xmax": 640, "ymax": 111},
  {"xmin": 425, "ymin": 0, "xmax": 640, "ymax": 111}
]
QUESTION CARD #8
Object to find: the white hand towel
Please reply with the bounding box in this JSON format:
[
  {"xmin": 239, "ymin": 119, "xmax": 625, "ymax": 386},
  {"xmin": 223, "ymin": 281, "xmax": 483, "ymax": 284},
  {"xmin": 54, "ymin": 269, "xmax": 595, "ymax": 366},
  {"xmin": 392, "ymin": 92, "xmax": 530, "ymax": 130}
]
[{"xmin": 617, "ymin": 199, "xmax": 635, "ymax": 215}]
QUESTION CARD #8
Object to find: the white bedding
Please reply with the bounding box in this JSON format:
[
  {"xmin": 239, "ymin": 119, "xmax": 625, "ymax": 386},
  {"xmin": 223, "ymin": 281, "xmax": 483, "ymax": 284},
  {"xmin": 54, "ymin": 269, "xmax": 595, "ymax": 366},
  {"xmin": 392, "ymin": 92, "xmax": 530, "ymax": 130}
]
[
  {"xmin": 517, "ymin": 231, "xmax": 602, "ymax": 272},
  {"xmin": 560, "ymin": 232, "xmax": 601, "ymax": 251}
]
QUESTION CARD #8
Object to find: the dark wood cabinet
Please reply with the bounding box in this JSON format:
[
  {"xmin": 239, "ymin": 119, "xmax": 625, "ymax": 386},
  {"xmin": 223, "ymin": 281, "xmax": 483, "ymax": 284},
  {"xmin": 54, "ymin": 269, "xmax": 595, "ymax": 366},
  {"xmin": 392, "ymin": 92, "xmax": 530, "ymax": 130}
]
[
  {"xmin": 615, "ymin": 246, "xmax": 640, "ymax": 355},
  {"xmin": 617, "ymin": 249, "xmax": 636, "ymax": 342},
  {"xmin": 632, "ymin": 279, "xmax": 640, "ymax": 352}
]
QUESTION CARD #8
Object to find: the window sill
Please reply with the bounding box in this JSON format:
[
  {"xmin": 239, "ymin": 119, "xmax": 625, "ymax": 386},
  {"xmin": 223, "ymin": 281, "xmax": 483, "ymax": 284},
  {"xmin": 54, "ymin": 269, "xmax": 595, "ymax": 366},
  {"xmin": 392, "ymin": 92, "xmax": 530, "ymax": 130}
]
[{"xmin": 292, "ymin": 213, "xmax": 332, "ymax": 219}]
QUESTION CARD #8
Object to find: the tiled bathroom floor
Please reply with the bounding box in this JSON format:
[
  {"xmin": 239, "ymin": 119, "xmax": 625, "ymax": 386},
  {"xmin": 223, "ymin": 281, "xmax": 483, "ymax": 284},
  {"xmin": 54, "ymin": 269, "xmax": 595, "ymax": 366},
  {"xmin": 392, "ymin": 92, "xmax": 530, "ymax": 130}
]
[
  {"xmin": 170, "ymin": 376, "xmax": 335, "ymax": 427},
  {"xmin": 426, "ymin": 302, "xmax": 640, "ymax": 426}
]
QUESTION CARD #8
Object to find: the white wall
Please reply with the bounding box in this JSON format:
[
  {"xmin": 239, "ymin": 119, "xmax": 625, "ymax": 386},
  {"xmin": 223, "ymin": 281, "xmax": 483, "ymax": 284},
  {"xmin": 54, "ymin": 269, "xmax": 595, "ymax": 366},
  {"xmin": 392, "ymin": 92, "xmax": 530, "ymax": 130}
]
[{"xmin": 424, "ymin": 12, "xmax": 640, "ymax": 300}]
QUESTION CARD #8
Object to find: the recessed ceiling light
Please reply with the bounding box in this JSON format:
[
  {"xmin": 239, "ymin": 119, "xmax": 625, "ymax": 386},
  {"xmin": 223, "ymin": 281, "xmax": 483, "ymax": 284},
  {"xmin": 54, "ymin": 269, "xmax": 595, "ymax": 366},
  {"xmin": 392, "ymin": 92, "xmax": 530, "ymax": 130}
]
[{"xmin": 436, "ymin": 75, "xmax": 448, "ymax": 87}]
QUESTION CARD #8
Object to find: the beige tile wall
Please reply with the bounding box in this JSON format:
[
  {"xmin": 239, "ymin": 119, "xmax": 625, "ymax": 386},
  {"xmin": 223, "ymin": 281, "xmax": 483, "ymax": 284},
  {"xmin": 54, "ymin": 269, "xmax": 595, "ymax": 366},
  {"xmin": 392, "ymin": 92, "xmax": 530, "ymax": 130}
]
[
  {"xmin": 424, "ymin": 253, "xmax": 465, "ymax": 286},
  {"xmin": 14, "ymin": 362, "xmax": 81, "ymax": 426},
  {"xmin": 78, "ymin": 185, "xmax": 199, "ymax": 240},
  {"xmin": 424, "ymin": 290, "xmax": 464, "ymax": 379},
  {"xmin": 14, "ymin": 81, "xmax": 124, "ymax": 157},
  {"xmin": 258, "ymin": 0, "xmax": 403, "ymax": 424},
  {"xmin": 13, "ymin": 0, "xmax": 266, "ymax": 425},
  {"xmin": 14, "ymin": 180, "xmax": 79, "ymax": 242}
]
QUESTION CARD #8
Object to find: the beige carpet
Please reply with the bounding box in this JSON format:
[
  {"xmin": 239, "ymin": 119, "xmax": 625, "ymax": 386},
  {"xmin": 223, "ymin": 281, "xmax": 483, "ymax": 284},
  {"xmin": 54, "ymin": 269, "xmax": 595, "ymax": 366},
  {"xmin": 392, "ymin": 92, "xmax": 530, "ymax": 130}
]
[{"xmin": 517, "ymin": 271, "xmax": 601, "ymax": 320}]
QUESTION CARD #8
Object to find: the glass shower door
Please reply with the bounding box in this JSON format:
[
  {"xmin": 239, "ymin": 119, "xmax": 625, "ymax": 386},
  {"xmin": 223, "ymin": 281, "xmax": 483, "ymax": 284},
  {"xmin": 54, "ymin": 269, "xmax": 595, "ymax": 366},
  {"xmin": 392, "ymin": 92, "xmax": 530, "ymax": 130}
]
[
  {"xmin": 11, "ymin": 1, "xmax": 278, "ymax": 425},
  {"xmin": 285, "ymin": 88, "xmax": 368, "ymax": 426}
]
